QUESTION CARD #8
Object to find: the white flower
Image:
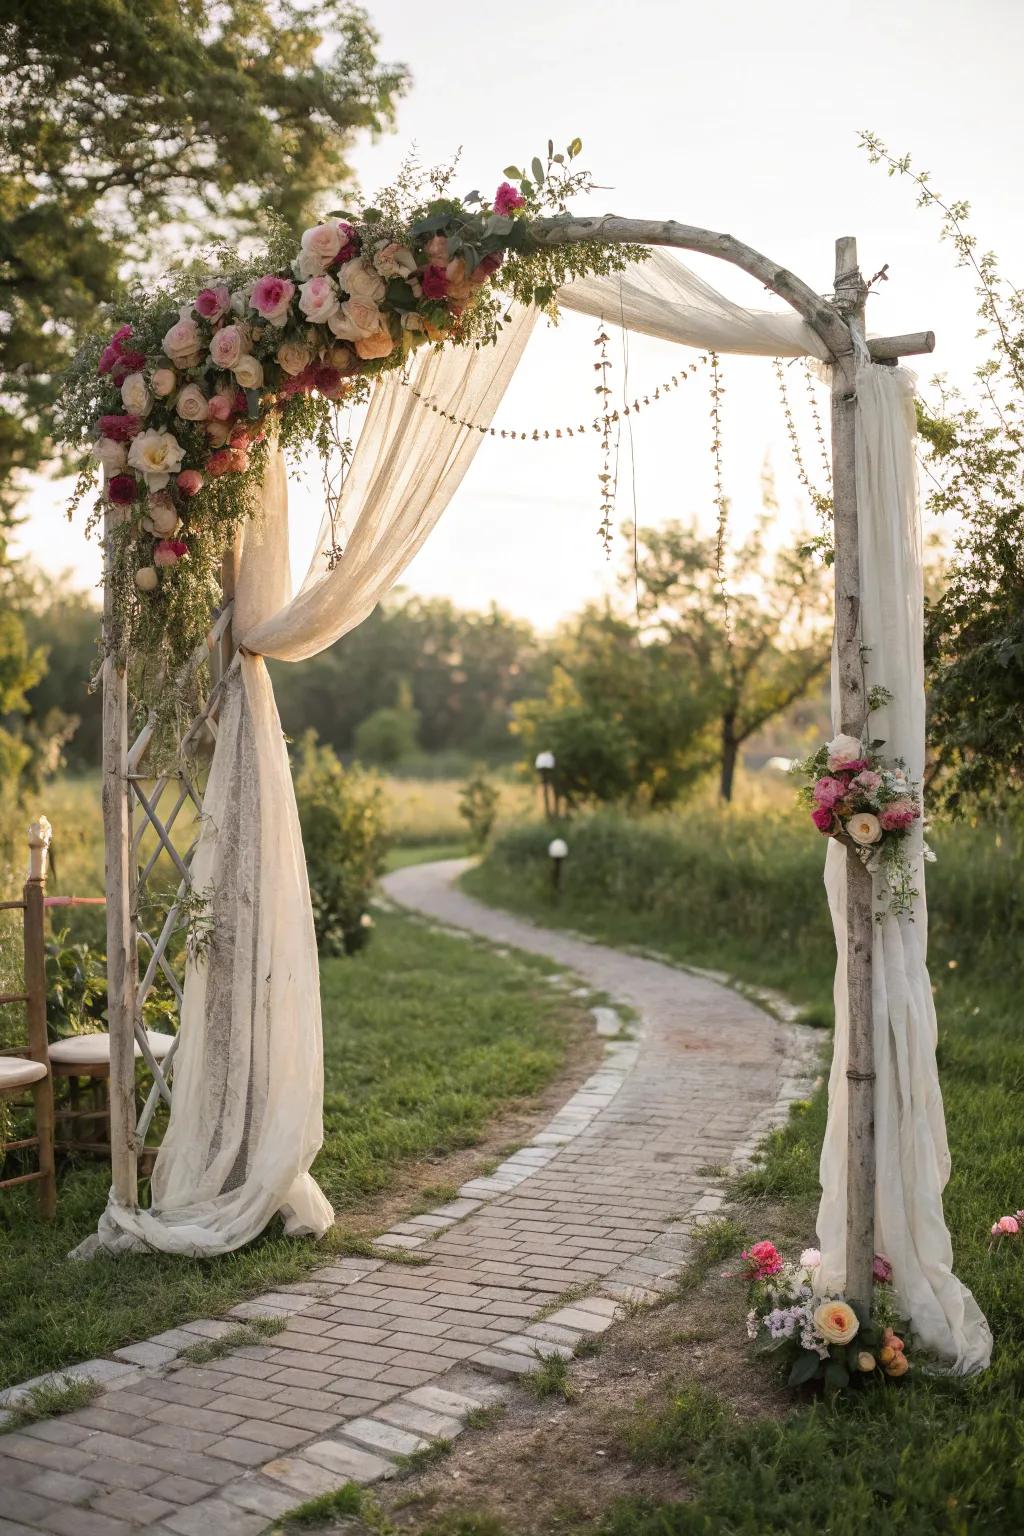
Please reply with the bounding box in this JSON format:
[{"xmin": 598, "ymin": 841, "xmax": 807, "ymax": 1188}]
[
  {"xmin": 143, "ymin": 499, "xmax": 180, "ymax": 536},
  {"xmin": 135, "ymin": 565, "xmax": 159, "ymax": 592},
  {"xmin": 174, "ymin": 383, "xmax": 210, "ymax": 423},
  {"xmin": 373, "ymin": 241, "xmax": 418, "ymax": 280},
  {"xmin": 298, "ymin": 275, "xmax": 340, "ymax": 325},
  {"xmin": 120, "ymin": 372, "xmax": 152, "ymax": 417},
  {"xmin": 230, "ymin": 285, "xmax": 253, "ymax": 317},
  {"xmin": 847, "ymin": 812, "xmax": 882, "ymax": 846},
  {"xmin": 232, "ymin": 354, "xmax": 264, "ymax": 390},
  {"xmin": 328, "ymin": 297, "xmax": 382, "ymax": 341},
  {"xmin": 548, "ymin": 838, "xmax": 569, "ymax": 859},
  {"xmin": 93, "ymin": 436, "xmax": 127, "ymax": 475},
  {"xmin": 799, "ymin": 1247, "xmax": 821, "ymax": 1270},
  {"xmin": 300, "ymin": 222, "xmax": 344, "ymax": 273},
  {"xmin": 337, "ymin": 256, "xmax": 386, "ymax": 304},
  {"xmin": 826, "ymin": 733, "xmax": 864, "ymax": 770},
  {"xmin": 161, "ymin": 317, "xmax": 203, "ymax": 369},
  {"xmin": 127, "ymin": 428, "xmax": 186, "ymax": 490}
]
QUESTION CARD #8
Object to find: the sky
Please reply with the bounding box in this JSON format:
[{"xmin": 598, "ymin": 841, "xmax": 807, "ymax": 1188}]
[{"xmin": 14, "ymin": 0, "xmax": 1024, "ymax": 630}]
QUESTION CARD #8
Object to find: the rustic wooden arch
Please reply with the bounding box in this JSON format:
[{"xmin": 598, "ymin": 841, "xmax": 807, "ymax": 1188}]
[{"xmin": 103, "ymin": 217, "xmax": 934, "ymax": 1302}]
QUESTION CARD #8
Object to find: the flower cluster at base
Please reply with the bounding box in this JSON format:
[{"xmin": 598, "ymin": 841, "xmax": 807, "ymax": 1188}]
[
  {"xmin": 989, "ymin": 1210, "xmax": 1024, "ymax": 1246},
  {"xmin": 795, "ymin": 731, "xmax": 925, "ymax": 916},
  {"xmin": 740, "ymin": 1241, "xmax": 911, "ymax": 1392}
]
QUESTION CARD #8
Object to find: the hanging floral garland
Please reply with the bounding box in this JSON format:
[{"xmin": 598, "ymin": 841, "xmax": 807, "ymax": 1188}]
[{"xmin": 60, "ymin": 142, "xmax": 641, "ymax": 714}]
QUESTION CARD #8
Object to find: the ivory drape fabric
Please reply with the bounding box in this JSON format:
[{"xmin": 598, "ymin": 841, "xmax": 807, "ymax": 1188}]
[{"xmin": 80, "ymin": 246, "xmax": 989, "ymax": 1374}]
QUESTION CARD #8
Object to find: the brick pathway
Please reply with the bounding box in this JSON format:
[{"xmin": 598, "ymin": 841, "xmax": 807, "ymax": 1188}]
[{"xmin": 0, "ymin": 860, "xmax": 817, "ymax": 1534}]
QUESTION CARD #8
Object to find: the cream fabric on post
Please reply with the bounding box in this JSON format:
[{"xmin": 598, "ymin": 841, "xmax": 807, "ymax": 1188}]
[{"xmin": 815, "ymin": 365, "xmax": 991, "ymax": 1372}]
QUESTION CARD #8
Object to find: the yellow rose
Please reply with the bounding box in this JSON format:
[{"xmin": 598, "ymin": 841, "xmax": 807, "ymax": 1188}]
[
  {"xmin": 883, "ymin": 1352, "xmax": 910, "ymax": 1378},
  {"xmin": 855, "ymin": 1351, "xmax": 876, "ymax": 1372},
  {"xmin": 812, "ymin": 1300, "xmax": 859, "ymax": 1346}
]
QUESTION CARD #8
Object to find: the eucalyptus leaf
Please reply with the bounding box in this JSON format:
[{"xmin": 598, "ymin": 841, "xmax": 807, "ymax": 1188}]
[
  {"xmin": 503, "ymin": 165, "xmax": 522, "ymax": 178},
  {"xmin": 531, "ymin": 157, "xmax": 545, "ymax": 185}
]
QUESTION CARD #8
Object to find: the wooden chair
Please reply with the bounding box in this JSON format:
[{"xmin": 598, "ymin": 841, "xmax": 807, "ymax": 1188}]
[
  {"xmin": 50, "ymin": 1028, "xmax": 175, "ymax": 1159},
  {"xmin": 0, "ymin": 820, "xmax": 56, "ymax": 1218}
]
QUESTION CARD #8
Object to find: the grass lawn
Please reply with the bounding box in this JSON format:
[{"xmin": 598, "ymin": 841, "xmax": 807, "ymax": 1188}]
[
  {"xmin": 429, "ymin": 811, "xmax": 1024, "ymax": 1536},
  {"xmin": 0, "ymin": 907, "xmax": 591, "ymax": 1391}
]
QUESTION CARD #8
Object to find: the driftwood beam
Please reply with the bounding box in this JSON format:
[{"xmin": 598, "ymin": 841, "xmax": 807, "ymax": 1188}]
[{"xmin": 867, "ymin": 330, "xmax": 935, "ymax": 360}]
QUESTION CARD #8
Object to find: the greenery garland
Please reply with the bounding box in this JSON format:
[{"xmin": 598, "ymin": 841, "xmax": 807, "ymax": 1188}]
[{"xmin": 59, "ymin": 140, "xmax": 641, "ymax": 723}]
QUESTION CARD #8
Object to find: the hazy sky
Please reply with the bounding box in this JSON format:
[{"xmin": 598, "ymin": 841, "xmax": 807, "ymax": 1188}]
[{"xmin": 16, "ymin": 0, "xmax": 1024, "ymax": 629}]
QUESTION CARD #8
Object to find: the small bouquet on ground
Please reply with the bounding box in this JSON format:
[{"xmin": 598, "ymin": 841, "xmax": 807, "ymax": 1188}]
[
  {"xmin": 989, "ymin": 1211, "xmax": 1024, "ymax": 1248},
  {"xmin": 740, "ymin": 1241, "xmax": 911, "ymax": 1391},
  {"xmin": 794, "ymin": 732, "xmax": 924, "ymax": 917}
]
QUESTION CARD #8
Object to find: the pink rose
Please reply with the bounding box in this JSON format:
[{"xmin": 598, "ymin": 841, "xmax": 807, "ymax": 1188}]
[
  {"xmin": 98, "ymin": 413, "xmax": 142, "ymax": 442},
  {"xmin": 153, "ymin": 538, "xmax": 187, "ymax": 567},
  {"xmin": 298, "ymin": 275, "xmax": 340, "ymax": 325},
  {"xmin": 195, "ymin": 284, "xmax": 231, "ymax": 321},
  {"xmin": 205, "ymin": 449, "xmax": 235, "ymax": 477},
  {"xmin": 493, "ymin": 181, "xmax": 526, "ymax": 216},
  {"xmin": 107, "ymin": 474, "xmax": 139, "ymax": 505},
  {"xmin": 741, "ymin": 1240, "xmax": 783, "ymax": 1280},
  {"xmin": 812, "ymin": 776, "xmax": 849, "ymax": 810},
  {"xmin": 209, "ymin": 325, "xmax": 249, "ymax": 370},
  {"xmin": 811, "ymin": 805, "xmax": 834, "ymax": 833},
  {"xmin": 162, "ymin": 316, "xmax": 203, "ymax": 368},
  {"xmin": 424, "ymin": 234, "xmax": 449, "ymax": 264},
  {"xmin": 879, "ymin": 800, "xmax": 917, "ymax": 832},
  {"xmin": 250, "ymin": 274, "xmax": 296, "ymax": 326},
  {"xmin": 420, "ymin": 264, "xmax": 449, "ymax": 299},
  {"xmin": 994, "ymin": 1216, "xmax": 1020, "ymax": 1235},
  {"xmin": 176, "ymin": 469, "xmax": 203, "ymax": 497},
  {"xmin": 852, "ymin": 770, "xmax": 881, "ymax": 793},
  {"xmin": 207, "ymin": 392, "xmax": 233, "ymax": 422}
]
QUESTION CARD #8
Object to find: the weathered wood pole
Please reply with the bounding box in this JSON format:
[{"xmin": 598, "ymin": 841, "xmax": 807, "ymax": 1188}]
[
  {"xmin": 102, "ymin": 504, "xmax": 139, "ymax": 1209},
  {"xmin": 24, "ymin": 819, "xmax": 56, "ymax": 1219},
  {"xmin": 829, "ymin": 236, "xmax": 876, "ymax": 1306}
]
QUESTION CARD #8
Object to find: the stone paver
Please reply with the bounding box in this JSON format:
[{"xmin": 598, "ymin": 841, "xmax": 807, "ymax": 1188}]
[{"xmin": 0, "ymin": 859, "xmax": 818, "ymax": 1529}]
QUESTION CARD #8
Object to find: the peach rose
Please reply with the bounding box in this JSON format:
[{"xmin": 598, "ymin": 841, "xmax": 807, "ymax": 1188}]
[
  {"xmin": 120, "ymin": 372, "xmax": 152, "ymax": 417},
  {"xmin": 446, "ymin": 257, "xmax": 475, "ymax": 303},
  {"xmin": 162, "ymin": 316, "xmax": 203, "ymax": 368},
  {"xmin": 299, "ymin": 222, "xmax": 344, "ymax": 273},
  {"xmin": 328, "ymin": 297, "xmax": 382, "ymax": 341},
  {"xmin": 424, "ymin": 234, "xmax": 449, "ymax": 263},
  {"xmin": 232, "ymin": 354, "xmax": 264, "ymax": 390},
  {"xmin": 847, "ymin": 812, "xmax": 883, "ymax": 846},
  {"xmin": 337, "ymin": 257, "xmax": 385, "ymax": 304},
  {"xmin": 373, "ymin": 241, "xmax": 417, "ymax": 279},
  {"xmin": 151, "ymin": 367, "xmax": 177, "ymax": 398},
  {"xmin": 812, "ymin": 1300, "xmax": 859, "ymax": 1346},
  {"xmin": 326, "ymin": 343, "xmax": 358, "ymax": 373},
  {"xmin": 205, "ymin": 420, "xmax": 231, "ymax": 447},
  {"xmin": 883, "ymin": 1352, "xmax": 910, "ymax": 1378},
  {"xmin": 355, "ymin": 326, "xmax": 395, "ymax": 360},
  {"xmin": 174, "ymin": 383, "xmax": 210, "ymax": 423},
  {"xmin": 276, "ymin": 339, "xmax": 314, "ymax": 377},
  {"xmin": 135, "ymin": 565, "xmax": 158, "ymax": 592}
]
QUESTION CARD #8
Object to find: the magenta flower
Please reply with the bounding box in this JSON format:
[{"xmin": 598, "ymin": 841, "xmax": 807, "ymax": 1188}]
[
  {"xmin": 811, "ymin": 805, "xmax": 834, "ymax": 833},
  {"xmin": 872, "ymin": 1252, "xmax": 893, "ymax": 1283},
  {"xmin": 813, "ymin": 776, "xmax": 849, "ymax": 809},
  {"xmin": 98, "ymin": 413, "xmax": 142, "ymax": 442},
  {"xmin": 420, "ymin": 264, "xmax": 450, "ymax": 300},
  {"xmin": 106, "ymin": 473, "xmax": 139, "ymax": 505},
  {"xmin": 879, "ymin": 803, "xmax": 917, "ymax": 832},
  {"xmin": 741, "ymin": 1240, "xmax": 784, "ymax": 1280},
  {"xmin": 992, "ymin": 1215, "xmax": 1020, "ymax": 1236},
  {"xmin": 195, "ymin": 284, "xmax": 231, "ymax": 321},
  {"xmin": 250, "ymin": 274, "xmax": 296, "ymax": 322},
  {"xmin": 494, "ymin": 181, "xmax": 526, "ymax": 216}
]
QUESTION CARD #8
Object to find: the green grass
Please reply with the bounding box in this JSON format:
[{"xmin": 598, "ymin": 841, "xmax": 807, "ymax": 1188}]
[
  {"xmin": 177, "ymin": 1316, "xmax": 285, "ymax": 1363},
  {"xmin": 522, "ymin": 1351, "xmax": 577, "ymax": 1402},
  {"xmin": 460, "ymin": 807, "xmax": 1024, "ymax": 1536},
  {"xmin": 0, "ymin": 1375, "xmax": 102, "ymax": 1432},
  {"xmin": 279, "ymin": 1480, "xmax": 366, "ymax": 1526},
  {"xmin": 0, "ymin": 908, "xmax": 585, "ymax": 1389}
]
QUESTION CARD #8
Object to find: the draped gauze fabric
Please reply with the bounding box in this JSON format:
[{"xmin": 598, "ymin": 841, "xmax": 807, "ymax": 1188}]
[
  {"xmin": 815, "ymin": 365, "xmax": 991, "ymax": 1371},
  {"xmin": 80, "ymin": 247, "xmax": 986, "ymax": 1371}
]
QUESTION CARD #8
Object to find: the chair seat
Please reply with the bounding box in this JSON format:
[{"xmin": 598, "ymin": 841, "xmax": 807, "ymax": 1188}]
[
  {"xmin": 0, "ymin": 1055, "xmax": 48, "ymax": 1091},
  {"xmin": 48, "ymin": 1030, "xmax": 176, "ymax": 1067}
]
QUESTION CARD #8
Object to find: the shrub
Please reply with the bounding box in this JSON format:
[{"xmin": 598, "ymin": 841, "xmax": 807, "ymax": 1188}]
[
  {"xmin": 458, "ymin": 767, "xmax": 500, "ymax": 850},
  {"xmin": 293, "ymin": 731, "xmax": 391, "ymax": 956}
]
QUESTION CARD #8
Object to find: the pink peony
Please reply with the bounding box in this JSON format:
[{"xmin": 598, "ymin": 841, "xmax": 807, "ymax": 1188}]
[
  {"xmin": 107, "ymin": 474, "xmax": 139, "ymax": 505},
  {"xmin": 110, "ymin": 349, "xmax": 147, "ymax": 385},
  {"xmin": 853, "ymin": 769, "xmax": 882, "ymax": 793},
  {"xmin": 811, "ymin": 805, "xmax": 835, "ymax": 833},
  {"xmin": 205, "ymin": 448, "xmax": 235, "ymax": 477},
  {"xmin": 111, "ymin": 324, "xmax": 133, "ymax": 345},
  {"xmin": 98, "ymin": 413, "xmax": 142, "ymax": 442},
  {"xmin": 813, "ymin": 775, "xmax": 849, "ymax": 809},
  {"xmin": 195, "ymin": 284, "xmax": 231, "ymax": 321},
  {"xmin": 872, "ymin": 1252, "xmax": 893, "ymax": 1283},
  {"xmin": 97, "ymin": 325, "xmax": 135, "ymax": 375},
  {"xmin": 741, "ymin": 1240, "xmax": 784, "ymax": 1280},
  {"xmin": 420, "ymin": 264, "xmax": 450, "ymax": 300},
  {"xmin": 153, "ymin": 538, "xmax": 187, "ymax": 567},
  {"xmin": 494, "ymin": 181, "xmax": 526, "ymax": 216},
  {"xmin": 176, "ymin": 469, "xmax": 203, "ymax": 497},
  {"xmin": 879, "ymin": 799, "xmax": 918, "ymax": 832},
  {"xmin": 250, "ymin": 274, "xmax": 295, "ymax": 325}
]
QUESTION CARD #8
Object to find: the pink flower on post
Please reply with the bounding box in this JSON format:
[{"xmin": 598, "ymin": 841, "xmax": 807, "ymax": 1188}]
[
  {"xmin": 493, "ymin": 181, "xmax": 526, "ymax": 215},
  {"xmin": 176, "ymin": 469, "xmax": 203, "ymax": 497},
  {"xmin": 205, "ymin": 448, "xmax": 235, "ymax": 478},
  {"xmin": 153, "ymin": 538, "xmax": 187, "ymax": 567},
  {"xmin": 872, "ymin": 1252, "xmax": 893, "ymax": 1283},
  {"xmin": 879, "ymin": 800, "xmax": 918, "ymax": 832},
  {"xmin": 250, "ymin": 275, "xmax": 296, "ymax": 326},
  {"xmin": 852, "ymin": 770, "xmax": 882, "ymax": 793},
  {"xmin": 813, "ymin": 776, "xmax": 849, "ymax": 810},
  {"xmin": 195, "ymin": 284, "xmax": 231, "ymax": 321}
]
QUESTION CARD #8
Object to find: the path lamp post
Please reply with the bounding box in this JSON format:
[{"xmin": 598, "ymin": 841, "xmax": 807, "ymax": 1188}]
[
  {"xmin": 548, "ymin": 837, "xmax": 568, "ymax": 900},
  {"xmin": 535, "ymin": 751, "xmax": 557, "ymax": 821}
]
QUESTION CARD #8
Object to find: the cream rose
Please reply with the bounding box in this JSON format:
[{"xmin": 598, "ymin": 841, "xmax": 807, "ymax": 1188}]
[
  {"xmin": 355, "ymin": 326, "xmax": 395, "ymax": 360},
  {"xmin": 298, "ymin": 274, "xmax": 340, "ymax": 325},
  {"xmin": 143, "ymin": 498, "xmax": 180, "ymax": 537},
  {"xmin": 812, "ymin": 1300, "xmax": 859, "ymax": 1346},
  {"xmin": 135, "ymin": 566, "xmax": 159, "ymax": 592},
  {"xmin": 230, "ymin": 285, "xmax": 253, "ymax": 317},
  {"xmin": 373, "ymin": 241, "xmax": 417, "ymax": 280},
  {"xmin": 209, "ymin": 325, "xmax": 249, "ymax": 370},
  {"xmin": 276, "ymin": 340, "xmax": 314, "ymax": 377},
  {"xmin": 161, "ymin": 317, "xmax": 203, "ymax": 368},
  {"xmin": 93, "ymin": 437, "xmax": 127, "ymax": 475},
  {"xmin": 232, "ymin": 354, "xmax": 264, "ymax": 390},
  {"xmin": 300, "ymin": 222, "xmax": 344, "ymax": 274},
  {"xmin": 856, "ymin": 1351, "xmax": 876, "ymax": 1372},
  {"xmin": 328, "ymin": 297, "xmax": 382, "ymax": 341},
  {"xmin": 826, "ymin": 733, "xmax": 865, "ymax": 770},
  {"xmin": 847, "ymin": 812, "xmax": 882, "ymax": 846},
  {"xmin": 151, "ymin": 367, "xmax": 177, "ymax": 399},
  {"xmin": 120, "ymin": 372, "xmax": 152, "ymax": 417},
  {"xmin": 127, "ymin": 428, "xmax": 186, "ymax": 490},
  {"xmin": 174, "ymin": 383, "xmax": 210, "ymax": 423},
  {"xmin": 337, "ymin": 257, "xmax": 386, "ymax": 304}
]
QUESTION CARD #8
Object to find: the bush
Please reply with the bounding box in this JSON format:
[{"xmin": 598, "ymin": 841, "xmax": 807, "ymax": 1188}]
[
  {"xmin": 458, "ymin": 767, "xmax": 500, "ymax": 850},
  {"xmin": 293, "ymin": 731, "xmax": 391, "ymax": 956},
  {"xmin": 352, "ymin": 681, "xmax": 420, "ymax": 767}
]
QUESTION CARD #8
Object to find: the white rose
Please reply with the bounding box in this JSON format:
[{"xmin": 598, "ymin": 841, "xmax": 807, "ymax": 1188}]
[
  {"xmin": 93, "ymin": 436, "xmax": 127, "ymax": 475},
  {"xmin": 328, "ymin": 297, "xmax": 382, "ymax": 341},
  {"xmin": 230, "ymin": 285, "xmax": 253, "ymax": 317},
  {"xmin": 298, "ymin": 275, "xmax": 340, "ymax": 325},
  {"xmin": 826, "ymin": 733, "xmax": 865, "ymax": 770},
  {"xmin": 174, "ymin": 383, "xmax": 210, "ymax": 422},
  {"xmin": 161, "ymin": 317, "xmax": 203, "ymax": 368},
  {"xmin": 151, "ymin": 367, "xmax": 177, "ymax": 398},
  {"xmin": 337, "ymin": 257, "xmax": 386, "ymax": 304},
  {"xmin": 127, "ymin": 428, "xmax": 186, "ymax": 490},
  {"xmin": 300, "ymin": 222, "xmax": 344, "ymax": 273},
  {"xmin": 144, "ymin": 502, "xmax": 180, "ymax": 537},
  {"xmin": 276, "ymin": 340, "xmax": 313, "ymax": 377},
  {"xmin": 120, "ymin": 372, "xmax": 152, "ymax": 417},
  {"xmin": 135, "ymin": 566, "xmax": 159, "ymax": 592},
  {"xmin": 373, "ymin": 241, "xmax": 418, "ymax": 280},
  {"xmin": 847, "ymin": 812, "xmax": 882, "ymax": 846},
  {"xmin": 232, "ymin": 354, "xmax": 264, "ymax": 390}
]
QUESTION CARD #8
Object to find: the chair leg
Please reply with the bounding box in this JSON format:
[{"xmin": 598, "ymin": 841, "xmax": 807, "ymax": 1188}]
[{"xmin": 30, "ymin": 1074, "xmax": 56, "ymax": 1220}]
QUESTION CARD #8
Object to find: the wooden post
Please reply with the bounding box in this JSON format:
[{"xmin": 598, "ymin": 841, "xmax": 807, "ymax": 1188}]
[
  {"xmin": 830, "ymin": 236, "xmax": 876, "ymax": 1307},
  {"xmin": 24, "ymin": 819, "xmax": 56, "ymax": 1219},
  {"xmin": 102, "ymin": 503, "xmax": 139, "ymax": 1209}
]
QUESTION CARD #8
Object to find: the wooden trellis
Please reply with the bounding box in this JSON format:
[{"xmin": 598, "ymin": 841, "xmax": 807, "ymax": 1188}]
[{"xmin": 101, "ymin": 224, "xmax": 932, "ymax": 1303}]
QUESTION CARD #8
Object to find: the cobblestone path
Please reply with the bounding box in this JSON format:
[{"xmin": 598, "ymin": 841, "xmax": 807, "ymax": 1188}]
[{"xmin": 0, "ymin": 860, "xmax": 817, "ymax": 1534}]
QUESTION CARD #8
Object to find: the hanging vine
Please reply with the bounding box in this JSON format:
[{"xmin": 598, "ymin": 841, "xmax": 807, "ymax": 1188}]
[
  {"xmin": 709, "ymin": 351, "xmax": 733, "ymax": 642},
  {"xmin": 594, "ymin": 318, "xmax": 618, "ymax": 553},
  {"xmin": 774, "ymin": 356, "xmax": 835, "ymax": 561}
]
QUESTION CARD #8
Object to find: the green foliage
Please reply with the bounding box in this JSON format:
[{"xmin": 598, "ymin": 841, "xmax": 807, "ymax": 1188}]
[
  {"xmin": 861, "ymin": 134, "xmax": 1024, "ymax": 816},
  {"xmin": 621, "ymin": 1382, "xmax": 730, "ymax": 1466},
  {"xmin": 522, "ymin": 1350, "xmax": 577, "ymax": 1401},
  {"xmin": 458, "ymin": 766, "xmax": 501, "ymax": 849},
  {"xmin": 0, "ymin": 0, "xmax": 407, "ymax": 515},
  {"xmin": 0, "ymin": 1374, "xmax": 102, "ymax": 1432},
  {"xmin": 281, "ymin": 1481, "xmax": 366, "ymax": 1527},
  {"xmin": 292, "ymin": 730, "xmax": 391, "ymax": 956},
  {"xmin": 354, "ymin": 680, "xmax": 421, "ymax": 767},
  {"xmin": 43, "ymin": 927, "xmax": 107, "ymax": 1042},
  {"xmin": 177, "ymin": 1316, "xmax": 285, "ymax": 1364}
]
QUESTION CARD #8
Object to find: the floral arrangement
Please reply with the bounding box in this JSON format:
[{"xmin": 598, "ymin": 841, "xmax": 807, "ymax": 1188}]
[
  {"xmin": 741, "ymin": 1240, "xmax": 911, "ymax": 1390},
  {"xmin": 61, "ymin": 141, "xmax": 637, "ymax": 721},
  {"xmin": 795, "ymin": 729, "xmax": 925, "ymax": 916},
  {"xmin": 989, "ymin": 1210, "xmax": 1024, "ymax": 1246}
]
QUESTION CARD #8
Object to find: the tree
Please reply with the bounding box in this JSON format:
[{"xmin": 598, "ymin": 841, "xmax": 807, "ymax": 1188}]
[
  {"xmin": 0, "ymin": 0, "xmax": 407, "ymax": 516},
  {"xmin": 629, "ymin": 507, "xmax": 831, "ymax": 801},
  {"xmin": 353, "ymin": 680, "xmax": 420, "ymax": 767}
]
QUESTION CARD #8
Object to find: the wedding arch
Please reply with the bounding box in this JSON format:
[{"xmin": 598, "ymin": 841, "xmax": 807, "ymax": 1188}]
[{"xmin": 77, "ymin": 172, "xmax": 990, "ymax": 1375}]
